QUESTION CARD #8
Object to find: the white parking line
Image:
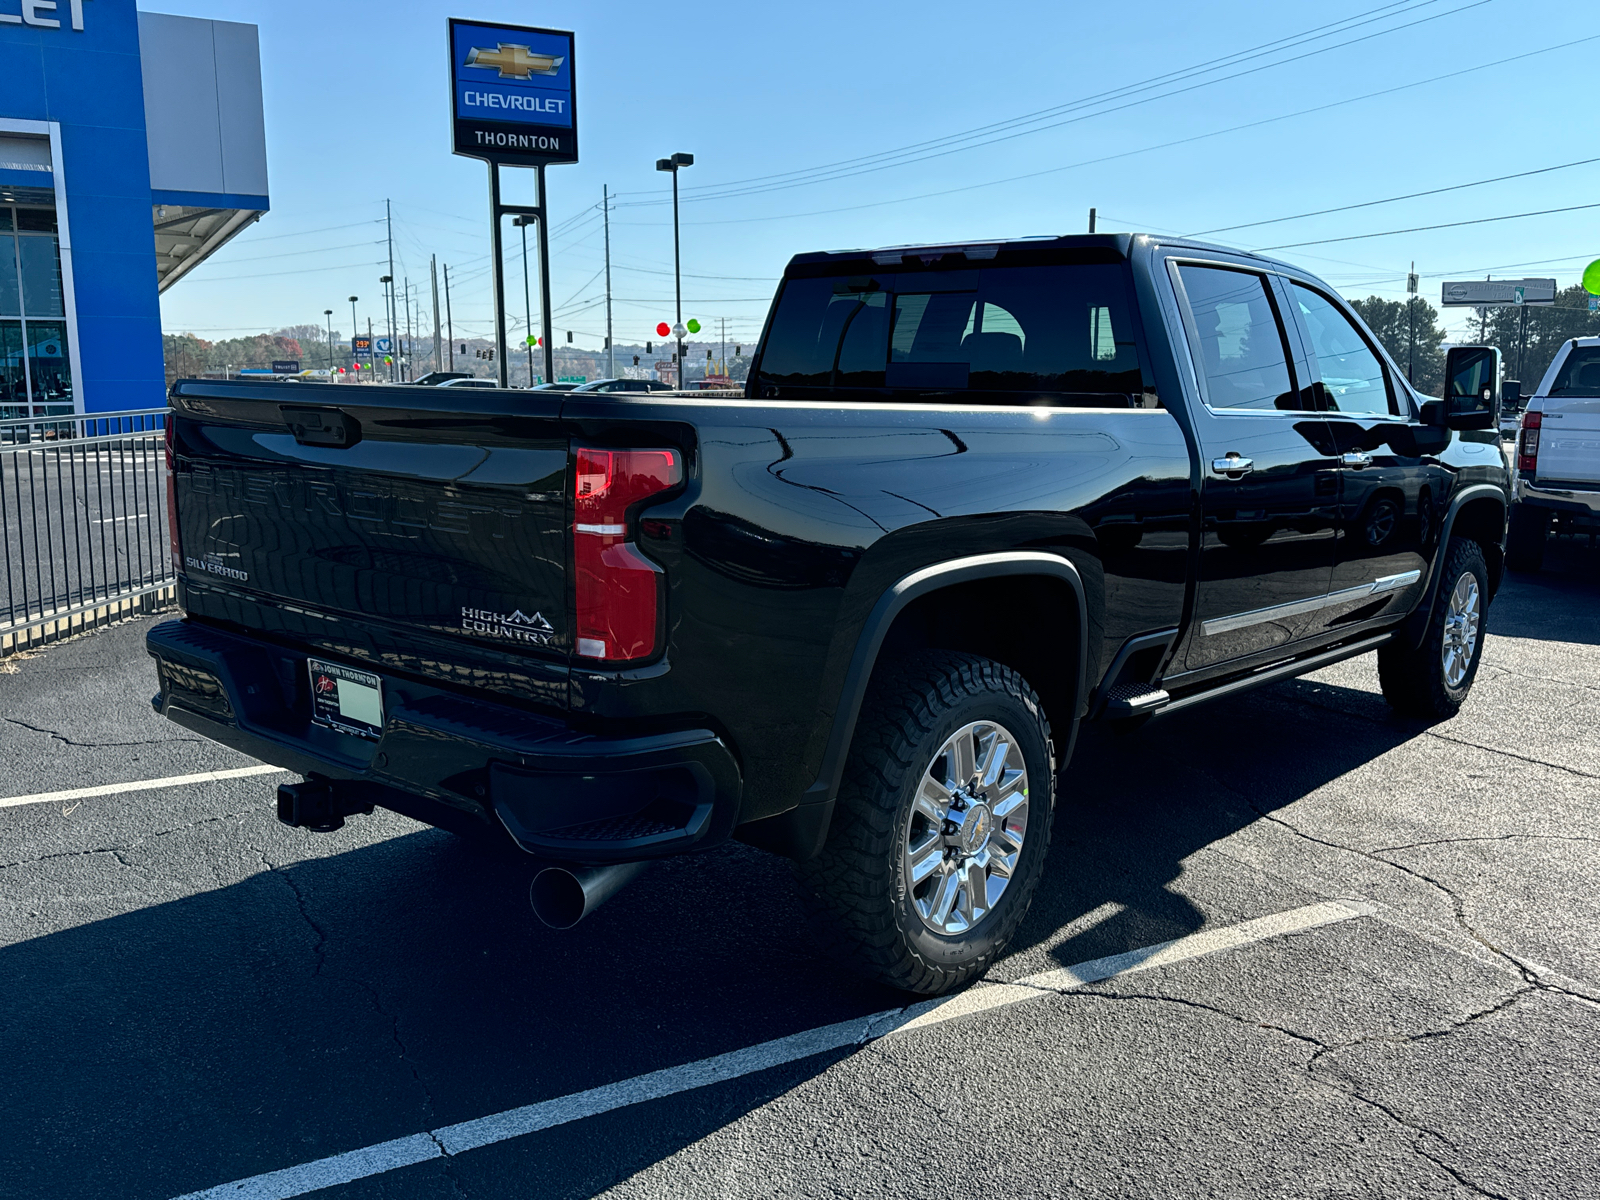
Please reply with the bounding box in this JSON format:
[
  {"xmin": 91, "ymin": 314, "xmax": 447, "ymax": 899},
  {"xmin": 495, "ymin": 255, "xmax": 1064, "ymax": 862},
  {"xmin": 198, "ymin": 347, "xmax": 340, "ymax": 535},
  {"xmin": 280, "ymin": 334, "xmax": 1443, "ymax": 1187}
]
[
  {"xmin": 0, "ymin": 765, "xmax": 284, "ymax": 809},
  {"xmin": 169, "ymin": 899, "xmax": 1367, "ymax": 1200}
]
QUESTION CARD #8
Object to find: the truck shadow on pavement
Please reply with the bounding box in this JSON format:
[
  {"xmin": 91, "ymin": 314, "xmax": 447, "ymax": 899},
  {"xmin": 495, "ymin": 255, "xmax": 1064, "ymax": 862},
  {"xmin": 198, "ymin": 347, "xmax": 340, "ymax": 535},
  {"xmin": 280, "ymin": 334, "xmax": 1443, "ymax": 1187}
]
[
  {"xmin": 1491, "ymin": 538, "xmax": 1600, "ymax": 645},
  {"xmin": 0, "ymin": 676, "xmax": 1444, "ymax": 1200}
]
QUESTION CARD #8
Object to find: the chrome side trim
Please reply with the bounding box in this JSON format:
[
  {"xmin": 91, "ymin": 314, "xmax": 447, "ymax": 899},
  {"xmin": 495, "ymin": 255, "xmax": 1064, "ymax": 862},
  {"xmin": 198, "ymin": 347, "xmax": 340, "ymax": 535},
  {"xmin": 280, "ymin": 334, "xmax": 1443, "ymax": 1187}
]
[
  {"xmin": 1371, "ymin": 569, "xmax": 1422, "ymax": 594},
  {"xmin": 1202, "ymin": 569, "xmax": 1422, "ymax": 636}
]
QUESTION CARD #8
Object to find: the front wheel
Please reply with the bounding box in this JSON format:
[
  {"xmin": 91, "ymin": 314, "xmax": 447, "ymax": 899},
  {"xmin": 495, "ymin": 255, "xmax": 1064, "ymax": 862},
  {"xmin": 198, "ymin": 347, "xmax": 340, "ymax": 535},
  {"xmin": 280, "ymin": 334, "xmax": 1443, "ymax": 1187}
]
[
  {"xmin": 794, "ymin": 652, "xmax": 1055, "ymax": 995},
  {"xmin": 1377, "ymin": 537, "xmax": 1489, "ymax": 719}
]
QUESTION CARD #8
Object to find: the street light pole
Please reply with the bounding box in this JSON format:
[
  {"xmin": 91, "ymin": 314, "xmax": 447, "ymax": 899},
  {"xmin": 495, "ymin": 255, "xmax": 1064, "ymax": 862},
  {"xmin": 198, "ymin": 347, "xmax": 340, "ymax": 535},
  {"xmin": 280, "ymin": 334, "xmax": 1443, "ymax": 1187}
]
[
  {"xmin": 656, "ymin": 152, "xmax": 694, "ymax": 388},
  {"xmin": 379, "ymin": 275, "xmax": 394, "ymax": 381},
  {"xmin": 324, "ymin": 309, "xmax": 333, "ymax": 371},
  {"xmin": 348, "ymin": 296, "xmax": 358, "ymax": 380}
]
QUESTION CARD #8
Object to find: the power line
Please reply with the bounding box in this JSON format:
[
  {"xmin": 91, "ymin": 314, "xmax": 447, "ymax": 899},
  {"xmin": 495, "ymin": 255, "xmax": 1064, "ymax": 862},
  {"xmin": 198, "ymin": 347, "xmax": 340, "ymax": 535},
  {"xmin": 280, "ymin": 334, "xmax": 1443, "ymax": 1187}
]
[
  {"xmin": 1187, "ymin": 156, "xmax": 1600, "ymax": 237},
  {"xmin": 618, "ymin": 0, "xmax": 1486, "ymax": 207},
  {"xmin": 653, "ymin": 31, "xmax": 1600, "ymax": 231},
  {"xmin": 180, "ymin": 259, "xmax": 388, "ymax": 282},
  {"xmin": 1256, "ymin": 200, "xmax": 1600, "ymax": 250}
]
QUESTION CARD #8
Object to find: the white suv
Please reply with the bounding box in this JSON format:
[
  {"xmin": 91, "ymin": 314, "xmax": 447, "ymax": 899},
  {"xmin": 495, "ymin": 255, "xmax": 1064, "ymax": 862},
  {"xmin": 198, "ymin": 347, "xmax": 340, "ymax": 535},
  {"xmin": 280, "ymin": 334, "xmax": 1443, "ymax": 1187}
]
[{"xmin": 1507, "ymin": 336, "xmax": 1600, "ymax": 571}]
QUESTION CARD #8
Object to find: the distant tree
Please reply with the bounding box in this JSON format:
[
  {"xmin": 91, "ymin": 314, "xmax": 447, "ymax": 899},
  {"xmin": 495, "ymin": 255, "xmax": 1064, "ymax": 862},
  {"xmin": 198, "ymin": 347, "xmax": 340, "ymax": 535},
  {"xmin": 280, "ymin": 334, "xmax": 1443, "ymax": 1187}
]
[{"xmin": 1348, "ymin": 295, "xmax": 1448, "ymax": 396}]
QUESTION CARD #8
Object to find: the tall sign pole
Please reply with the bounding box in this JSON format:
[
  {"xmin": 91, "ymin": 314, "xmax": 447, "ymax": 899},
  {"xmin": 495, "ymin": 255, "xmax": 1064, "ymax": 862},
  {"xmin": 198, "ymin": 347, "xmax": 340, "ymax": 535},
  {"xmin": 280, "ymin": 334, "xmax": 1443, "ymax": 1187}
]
[
  {"xmin": 447, "ymin": 18, "xmax": 577, "ymax": 392},
  {"xmin": 603, "ymin": 184, "xmax": 614, "ymax": 378}
]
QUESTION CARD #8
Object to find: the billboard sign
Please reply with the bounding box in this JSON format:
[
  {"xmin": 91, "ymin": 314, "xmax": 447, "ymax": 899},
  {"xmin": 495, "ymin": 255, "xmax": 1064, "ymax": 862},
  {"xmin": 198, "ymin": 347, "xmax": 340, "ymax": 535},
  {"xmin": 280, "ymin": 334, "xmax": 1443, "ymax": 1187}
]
[
  {"xmin": 272, "ymin": 359, "xmax": 300, "ymax": 374},
  {"xmin": 352, "ymin": 335, "xmax": 372, "ymax": 357},
  {"xmin": 375, "ymin": 337, "xmax": 393, "ymax": 355},
  {"xmin": 1440, "ymin": 278, "xmax": 1556, "ymax": 307},
  {"xmin": 448, "ymin": 19, "xmax": 576, "ymax": 166}
]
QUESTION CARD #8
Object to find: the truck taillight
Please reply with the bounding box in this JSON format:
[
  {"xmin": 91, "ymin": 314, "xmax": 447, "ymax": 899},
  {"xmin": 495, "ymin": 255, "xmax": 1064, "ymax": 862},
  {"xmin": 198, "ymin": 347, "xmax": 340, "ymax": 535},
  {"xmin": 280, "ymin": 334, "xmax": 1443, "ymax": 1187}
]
[
  {"xmin": 164, "ymin": 416, "xmax": 182, "ymax": 572},
  {"xmin": 572, "ymin": 446, "xmax": 682, "ymax": 662},
  {"xmin": 1518, "ymin": 411, "xmax": 1541, "ymax": 475}
]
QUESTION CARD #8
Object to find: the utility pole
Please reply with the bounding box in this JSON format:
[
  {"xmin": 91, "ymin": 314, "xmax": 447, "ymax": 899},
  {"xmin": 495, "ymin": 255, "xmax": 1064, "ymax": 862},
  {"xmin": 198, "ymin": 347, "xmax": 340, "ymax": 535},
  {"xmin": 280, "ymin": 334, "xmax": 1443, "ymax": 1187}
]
[
  {"xmin": 444, "ymin": 264, "xmax": 454, "ymax": 370},
  {"xmin": 348, "ymin": 295, "xmax": 358, "ymax": 380},
  {"xmin": 367, "ymin": 317, "xmax": 374, "ymax": 383},
  {"xmin": 431, "ymin": 256, "xmax": 442, "ymax": 376},
  {"xmin": 604, "ymin": 185, "xmax": 615, "ymax": 379},
  {"xmin": 324, "ymin": 309, "xmax": 333, "ymax": 371},
  {"xmin": 720, "ymin": 316, "xmax": 726, "ymax": 378},
  {"xmin": 1407, "ymin": 263, "xmax": 1417, "ymax": 385},
  {"xmin": 1088, "ymin": 207, "xmax": 1096, "ymax": 233},
  {"xmin": 402, "ymin": 277, "xmax": 414, "ymax": 382},
  {"xmin": 385, "ymin": 200, "xmax": 398, "ymax": 382}
]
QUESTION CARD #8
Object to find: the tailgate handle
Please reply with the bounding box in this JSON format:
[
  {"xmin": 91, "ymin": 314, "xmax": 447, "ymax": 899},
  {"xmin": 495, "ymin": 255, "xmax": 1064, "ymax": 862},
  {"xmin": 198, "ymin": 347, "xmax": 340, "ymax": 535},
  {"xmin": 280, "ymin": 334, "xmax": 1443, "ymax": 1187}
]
[{"xmin": 281, "ymin": 406, "xmax": 361, "ymax": 448}]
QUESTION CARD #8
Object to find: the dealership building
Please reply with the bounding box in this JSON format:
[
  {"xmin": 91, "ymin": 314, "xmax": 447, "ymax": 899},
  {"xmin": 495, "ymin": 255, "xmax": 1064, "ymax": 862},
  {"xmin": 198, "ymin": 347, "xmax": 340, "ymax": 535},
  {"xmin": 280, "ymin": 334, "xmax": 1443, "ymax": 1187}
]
[{"xmin": 0, "ymin": 0, "xmax": 266, "ymax": 416}]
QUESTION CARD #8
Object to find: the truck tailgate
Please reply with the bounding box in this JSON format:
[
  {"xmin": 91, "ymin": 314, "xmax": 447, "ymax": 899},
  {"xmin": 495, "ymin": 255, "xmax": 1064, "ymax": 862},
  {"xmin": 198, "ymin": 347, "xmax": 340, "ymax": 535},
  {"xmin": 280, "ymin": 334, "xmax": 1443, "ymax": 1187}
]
[
  {"xmin": 1537, "ymin": 398, "xmax": 1600, "ymax": 486},
  {"xmin": 170, "ymin": 384, "xmax": 572, "ymax": 698}
]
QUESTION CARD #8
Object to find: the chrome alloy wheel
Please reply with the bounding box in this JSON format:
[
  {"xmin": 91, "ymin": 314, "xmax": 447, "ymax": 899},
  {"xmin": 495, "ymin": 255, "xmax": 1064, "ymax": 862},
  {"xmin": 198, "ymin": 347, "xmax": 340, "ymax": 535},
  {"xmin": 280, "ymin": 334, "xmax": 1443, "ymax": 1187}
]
[
  {"xmin": 1441, "ymin": 570, "xmax": 1482, "ymax": 688},
  {"xmin": 902, "ymin": 720, "xmax": 1029, "ymax": 936}
]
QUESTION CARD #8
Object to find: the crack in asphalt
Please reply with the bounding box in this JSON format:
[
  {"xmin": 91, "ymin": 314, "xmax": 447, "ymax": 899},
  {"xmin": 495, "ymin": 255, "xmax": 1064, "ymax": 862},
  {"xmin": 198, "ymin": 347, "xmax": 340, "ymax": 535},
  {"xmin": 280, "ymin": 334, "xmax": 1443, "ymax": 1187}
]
[
  {"xmin": 259, "ymin": 851, "xmax": 449, "ymax": 1164},
  {"xmin": 0, "ymin": 807, "xmax": 260, "ymax": 873},
  {"xmin": 1220, "ymin": 783, "xmax": 1600, "ymax": 1008},
  {"xmin": 2, "ymin": 715, "xmax": 202, "ymax": 749},
  {"xmin": 1063, "ymin": 984, "xmax": 1525, "ymax": 1200},
  {"xmin": 1368, "ymin": 832, "xmax": 1600, "ymax": 855},
  {"xmin": 1421, "ymin": 728, "xmax": 1600, "ymax": 781}
]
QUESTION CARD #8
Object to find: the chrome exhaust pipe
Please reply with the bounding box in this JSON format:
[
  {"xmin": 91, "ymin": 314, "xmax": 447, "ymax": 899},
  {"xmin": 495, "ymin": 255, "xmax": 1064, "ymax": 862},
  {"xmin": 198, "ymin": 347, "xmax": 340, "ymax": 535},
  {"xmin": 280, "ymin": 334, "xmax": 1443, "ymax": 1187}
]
[{"xmin": 529, "ymin": 861, "xmax": 650, "ymax": 930}]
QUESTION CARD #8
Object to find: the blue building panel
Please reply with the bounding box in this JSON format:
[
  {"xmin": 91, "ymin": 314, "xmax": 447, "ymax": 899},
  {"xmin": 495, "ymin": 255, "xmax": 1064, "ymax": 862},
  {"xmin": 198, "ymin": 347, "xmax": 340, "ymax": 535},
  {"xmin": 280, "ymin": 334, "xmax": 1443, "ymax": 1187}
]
[{"xmin": 1, "ymin": 1, "xmax": 266, "ymax": 414}]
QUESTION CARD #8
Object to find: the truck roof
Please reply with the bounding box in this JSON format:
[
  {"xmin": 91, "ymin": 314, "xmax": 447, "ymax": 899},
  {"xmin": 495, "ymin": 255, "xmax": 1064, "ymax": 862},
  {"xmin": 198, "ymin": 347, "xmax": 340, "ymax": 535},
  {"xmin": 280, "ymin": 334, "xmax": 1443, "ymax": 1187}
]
[{"xmin": 786, "ymin": 232, "xmax": 1280, "ymax": 270}]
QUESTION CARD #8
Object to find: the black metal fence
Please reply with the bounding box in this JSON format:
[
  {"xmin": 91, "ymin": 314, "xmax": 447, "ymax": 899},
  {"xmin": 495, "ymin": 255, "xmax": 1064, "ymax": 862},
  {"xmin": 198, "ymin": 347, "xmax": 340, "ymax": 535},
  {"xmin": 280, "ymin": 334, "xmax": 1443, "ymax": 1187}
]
[{"xmin": 1, "ymin": 407, "xmax": 175, "ymax": 655}]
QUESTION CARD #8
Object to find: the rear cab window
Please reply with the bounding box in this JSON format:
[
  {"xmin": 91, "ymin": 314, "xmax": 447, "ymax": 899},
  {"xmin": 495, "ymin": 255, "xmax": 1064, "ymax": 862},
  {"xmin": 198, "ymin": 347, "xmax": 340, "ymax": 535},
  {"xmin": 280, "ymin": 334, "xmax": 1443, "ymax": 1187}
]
[
  {"xmin": 1545, "ymin": 346, "xmax": 1600, "ymax": 397},
  {"xmin": 756, "ymin": 248, "xmax": 1154, "ymax": 408}
]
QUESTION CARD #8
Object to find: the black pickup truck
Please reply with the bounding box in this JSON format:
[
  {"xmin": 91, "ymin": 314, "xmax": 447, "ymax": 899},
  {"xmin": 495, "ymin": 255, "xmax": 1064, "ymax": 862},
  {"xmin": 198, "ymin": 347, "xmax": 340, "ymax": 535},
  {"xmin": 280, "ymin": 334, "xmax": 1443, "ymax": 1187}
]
[{"xmin": 149, "ymin": 233, "xmax": 1510, "ymax": 994}]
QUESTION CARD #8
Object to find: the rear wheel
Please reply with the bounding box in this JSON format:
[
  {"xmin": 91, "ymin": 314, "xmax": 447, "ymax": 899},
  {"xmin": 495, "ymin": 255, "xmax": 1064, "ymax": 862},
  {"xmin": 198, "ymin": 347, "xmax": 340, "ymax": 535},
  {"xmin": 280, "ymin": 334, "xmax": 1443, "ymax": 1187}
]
[
  {"xmin": 1505, "ymin": 504, "xmax": 1547, "ymax": 573},
  {"xmin": 1377, "ymin": 537, "xmax": 1489, "ymax": 719},
  {"xmin": 794, "ymin": 652, "xmax": 1055, "ymax": 995}
]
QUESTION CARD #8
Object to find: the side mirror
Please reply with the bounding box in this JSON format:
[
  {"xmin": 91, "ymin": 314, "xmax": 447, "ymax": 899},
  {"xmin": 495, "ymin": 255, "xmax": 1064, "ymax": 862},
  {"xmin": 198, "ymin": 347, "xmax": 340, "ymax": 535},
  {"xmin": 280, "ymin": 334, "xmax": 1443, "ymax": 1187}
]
[
  {"xmin": 1501, "ymin": 379, "xmax": 1522, "ymax": 411},
  {"xmin": 1442, "ymin": 345, "xmax": 1500, "ymax": 430}
]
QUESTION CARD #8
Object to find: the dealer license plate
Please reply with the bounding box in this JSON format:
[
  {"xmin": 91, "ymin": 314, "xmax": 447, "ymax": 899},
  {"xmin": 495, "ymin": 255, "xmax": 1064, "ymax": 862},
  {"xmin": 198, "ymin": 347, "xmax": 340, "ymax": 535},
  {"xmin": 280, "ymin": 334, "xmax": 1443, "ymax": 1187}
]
[{"xmin": 307, "ymin": 659, "xmax": 385, "ymax": 740}]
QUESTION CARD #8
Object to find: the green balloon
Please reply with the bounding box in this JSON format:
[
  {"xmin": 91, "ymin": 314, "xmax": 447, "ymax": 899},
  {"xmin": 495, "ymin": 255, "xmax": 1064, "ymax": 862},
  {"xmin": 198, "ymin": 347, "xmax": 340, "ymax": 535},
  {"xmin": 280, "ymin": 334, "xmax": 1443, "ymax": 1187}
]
[
  {"xmin": 686, "ymin": 318, "xmax": 701, "ymax": 334},
  {"xmin": 526, "ymin": 335, "xmax": 538, "ymax": 346},
  {"xmin": 1584, "ymin": 260, "xmax": 1600, "ymax": 297}
]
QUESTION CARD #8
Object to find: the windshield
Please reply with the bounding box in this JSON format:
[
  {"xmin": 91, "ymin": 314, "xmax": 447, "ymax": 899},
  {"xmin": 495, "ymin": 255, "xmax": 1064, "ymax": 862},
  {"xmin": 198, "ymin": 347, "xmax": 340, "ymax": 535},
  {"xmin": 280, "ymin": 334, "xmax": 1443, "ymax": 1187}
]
[
  {"xmin": 756, "ymin": 262, "xmax": 1146, "ymax": 405},
  {"xmin": 1549, "ymin": 347, "xmax": 1600, "ymax": 396}
]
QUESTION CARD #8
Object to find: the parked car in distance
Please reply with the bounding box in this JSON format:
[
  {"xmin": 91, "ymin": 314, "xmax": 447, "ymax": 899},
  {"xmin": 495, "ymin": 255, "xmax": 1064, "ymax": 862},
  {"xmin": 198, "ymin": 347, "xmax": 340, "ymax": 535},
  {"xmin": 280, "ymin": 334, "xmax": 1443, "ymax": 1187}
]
[
  {"xmin": 413, "ymin": 371, "xmax": 472, "ymax": 387},
  {"xmin": 1506, "ymin": 335, "xmax": 1600, "ymax": 571},
  {"xmin": 531, "ymin": 382, "xmax": 582, "ymax": 392},
  {"xmin": 150, "ymin": 232, "xmax": 1511, "ymax": 996},
  {"xmin": 435, "ymin": 376, "xmax": 498, "ymax": 389},
  {"xmin": 571, "ymin": 378, "xmax": 674, "ymax": 393}
]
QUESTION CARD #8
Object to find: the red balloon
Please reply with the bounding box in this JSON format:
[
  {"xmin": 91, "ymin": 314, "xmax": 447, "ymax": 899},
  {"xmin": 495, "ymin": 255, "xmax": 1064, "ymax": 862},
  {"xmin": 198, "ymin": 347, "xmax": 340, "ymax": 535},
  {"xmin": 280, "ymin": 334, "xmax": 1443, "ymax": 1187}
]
[{"xmin": 656, "ymin": 322, "xmax": 670, "ymax": 337}]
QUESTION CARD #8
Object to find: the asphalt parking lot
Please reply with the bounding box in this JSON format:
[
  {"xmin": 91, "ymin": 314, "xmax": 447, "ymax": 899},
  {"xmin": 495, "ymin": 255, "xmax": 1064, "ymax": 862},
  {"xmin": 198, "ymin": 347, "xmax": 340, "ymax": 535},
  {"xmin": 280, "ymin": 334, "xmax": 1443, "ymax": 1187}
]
[{"xmin": 2, "ymin": 537, "xmax": 1598, "ymax": 1200}]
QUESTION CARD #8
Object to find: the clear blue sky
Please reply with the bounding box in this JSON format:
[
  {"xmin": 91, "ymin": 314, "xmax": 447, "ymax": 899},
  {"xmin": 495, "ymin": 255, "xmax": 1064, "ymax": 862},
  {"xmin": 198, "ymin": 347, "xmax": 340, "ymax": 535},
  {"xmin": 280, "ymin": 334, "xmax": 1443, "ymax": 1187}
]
[{"xmin": 147, "ymin": 0, "xmax": 1600, "ymax": 351}]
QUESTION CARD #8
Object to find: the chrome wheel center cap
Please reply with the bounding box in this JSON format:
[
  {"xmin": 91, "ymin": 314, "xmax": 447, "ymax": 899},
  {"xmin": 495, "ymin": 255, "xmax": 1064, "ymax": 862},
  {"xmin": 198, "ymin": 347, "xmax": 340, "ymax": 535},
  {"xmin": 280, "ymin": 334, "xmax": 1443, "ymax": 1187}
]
[{"xmin": 953, "ymin": 801, "xmax": 992, "ymax": 855}]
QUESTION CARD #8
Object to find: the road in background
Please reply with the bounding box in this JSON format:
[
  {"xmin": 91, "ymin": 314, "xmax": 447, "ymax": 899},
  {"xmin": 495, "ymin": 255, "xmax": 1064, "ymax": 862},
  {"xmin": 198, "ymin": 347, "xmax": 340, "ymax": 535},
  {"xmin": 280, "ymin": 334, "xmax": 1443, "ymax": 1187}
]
[{"xmin": 1, "ymin": 540, "xmax": 1597, "ymax": 1200}]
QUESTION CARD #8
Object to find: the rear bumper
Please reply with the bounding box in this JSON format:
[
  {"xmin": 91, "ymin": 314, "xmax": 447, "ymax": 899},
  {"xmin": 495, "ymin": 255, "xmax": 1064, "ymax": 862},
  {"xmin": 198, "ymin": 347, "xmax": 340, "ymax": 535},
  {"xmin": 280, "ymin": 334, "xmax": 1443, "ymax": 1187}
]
[
  {"xmin": 147, "ymin": 619, "xmax": 742, "ymax": 862},
  {"xmin": 1515, "ymin": 479, "xmax": 1600, "ymax": 522}
]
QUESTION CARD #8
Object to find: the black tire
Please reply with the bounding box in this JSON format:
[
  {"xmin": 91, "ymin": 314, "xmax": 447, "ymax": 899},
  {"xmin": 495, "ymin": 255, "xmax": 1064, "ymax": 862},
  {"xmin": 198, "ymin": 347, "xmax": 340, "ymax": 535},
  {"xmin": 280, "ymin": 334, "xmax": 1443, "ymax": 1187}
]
[
  {"xmin": 794, "ymin": 651, "xmax": 1056, "ymax": 995},
  {"xmin": 1505, "ymin": 504, "xmax": 1547, "ymax": 573},
  {"xmin": 1377, "ymin": 537, "xmax": 1489, "ymax": 720}
]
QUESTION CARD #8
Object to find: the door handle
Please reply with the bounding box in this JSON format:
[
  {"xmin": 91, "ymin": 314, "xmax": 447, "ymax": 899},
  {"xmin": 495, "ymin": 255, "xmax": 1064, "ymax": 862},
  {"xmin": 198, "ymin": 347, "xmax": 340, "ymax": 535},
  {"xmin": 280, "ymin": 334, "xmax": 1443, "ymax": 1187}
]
[
  {"xmin": 1211, "ymin": 454, "xmax": 1254, "ymax": 476},
  {"xmin": 1341, "ymin": 451, "xmax": 1373, "ymax": 468}
]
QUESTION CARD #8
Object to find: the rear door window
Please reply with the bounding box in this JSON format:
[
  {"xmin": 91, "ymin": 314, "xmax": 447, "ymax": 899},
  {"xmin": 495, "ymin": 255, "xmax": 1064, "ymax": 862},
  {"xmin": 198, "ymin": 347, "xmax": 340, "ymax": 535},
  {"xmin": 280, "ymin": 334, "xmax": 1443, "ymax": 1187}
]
[
  {"xmin": 1175, "ymin": 264, "xmax": 1302, "ymax": 412},
  {"xmin": 756, "ymin": 262, "xmax": 1146, "ymax": 405}
]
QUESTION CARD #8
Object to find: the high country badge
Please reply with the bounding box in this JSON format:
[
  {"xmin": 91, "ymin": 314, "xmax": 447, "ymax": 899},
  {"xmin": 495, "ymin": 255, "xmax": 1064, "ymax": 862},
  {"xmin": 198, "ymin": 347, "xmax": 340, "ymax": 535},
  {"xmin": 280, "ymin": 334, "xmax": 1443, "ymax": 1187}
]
[{"xmin": 461, "ymin": 606, "xmax": 556, "ymax": 645}]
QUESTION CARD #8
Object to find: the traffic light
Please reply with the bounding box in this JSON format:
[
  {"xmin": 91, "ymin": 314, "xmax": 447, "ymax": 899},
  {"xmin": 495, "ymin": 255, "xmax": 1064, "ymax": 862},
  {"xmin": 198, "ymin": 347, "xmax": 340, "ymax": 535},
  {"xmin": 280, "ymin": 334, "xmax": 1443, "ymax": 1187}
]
[
  {"xmin": 632, "ymin": 355, "xmax": 640, "ymax": 366},
  {"xmin": 459, "ymin": 344, "xmax": 466, "ymax": 355},
  {"xmin": 645, "ymin": 341, "xmax": 652, "ymax": 353},
  {"xmin": 566, "ymin": 331, "xmax": 573, "ymax": 343}
]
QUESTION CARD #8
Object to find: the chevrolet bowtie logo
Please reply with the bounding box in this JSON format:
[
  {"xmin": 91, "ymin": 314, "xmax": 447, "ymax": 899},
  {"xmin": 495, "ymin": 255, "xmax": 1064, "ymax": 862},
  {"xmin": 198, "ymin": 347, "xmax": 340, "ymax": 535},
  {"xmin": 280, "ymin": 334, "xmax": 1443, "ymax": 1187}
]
[{"xmin": 466, "ymin": 43, "xmax": 564, "ymax": 79}]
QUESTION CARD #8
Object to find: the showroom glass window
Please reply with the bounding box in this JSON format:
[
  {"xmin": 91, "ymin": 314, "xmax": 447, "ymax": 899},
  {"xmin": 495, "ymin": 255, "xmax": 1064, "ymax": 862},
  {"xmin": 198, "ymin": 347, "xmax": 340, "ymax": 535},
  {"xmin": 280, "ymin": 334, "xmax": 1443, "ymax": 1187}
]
[{"xmin": 0, "ymin": 203, "xmax": 71, "ymax": 417}]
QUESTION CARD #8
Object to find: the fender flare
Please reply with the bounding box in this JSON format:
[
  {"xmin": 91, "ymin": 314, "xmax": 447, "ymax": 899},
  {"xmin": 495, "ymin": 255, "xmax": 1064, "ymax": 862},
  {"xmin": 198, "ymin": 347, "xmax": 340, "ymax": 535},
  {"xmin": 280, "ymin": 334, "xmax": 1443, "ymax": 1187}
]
[
  {"xmin": 802, "ymin": 550, "xmax": 1088, "ymax": 809},
  {"xmin": 1403, "ymin": 483, "xmax": 1507, "ymax": 651}
]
